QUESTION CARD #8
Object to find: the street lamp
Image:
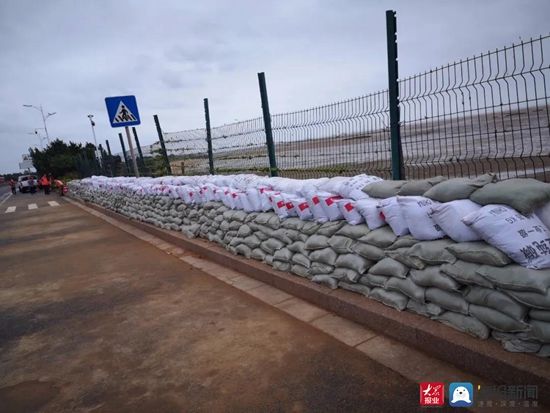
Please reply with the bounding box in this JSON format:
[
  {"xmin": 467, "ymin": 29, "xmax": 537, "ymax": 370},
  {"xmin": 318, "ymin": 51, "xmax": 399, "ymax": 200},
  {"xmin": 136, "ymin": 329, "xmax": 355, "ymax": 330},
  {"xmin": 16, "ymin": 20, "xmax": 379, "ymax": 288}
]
[
  {"xmin": 87, "ymin": 114, "xmax": 102, "ymax": 167},
  {"xmin": 23, "ymin": 104, "xmax": 56, "ymax": 145}
]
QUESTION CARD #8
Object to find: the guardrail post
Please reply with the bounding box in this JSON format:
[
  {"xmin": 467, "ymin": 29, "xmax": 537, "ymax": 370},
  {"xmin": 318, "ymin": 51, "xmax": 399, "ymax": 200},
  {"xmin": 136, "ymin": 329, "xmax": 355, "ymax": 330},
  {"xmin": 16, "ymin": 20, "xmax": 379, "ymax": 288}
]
[
  {"xmin": 153, "ymin": 114, "xmax": 172, "ymax": 175},
  {"xmin": 257, "ymin": 72, "xmax": 278, "ymax": 177},
  {"xmin": 118, "ymin": 132, "xmax": 131, "ymax": 175},
  {"xmin": 386, "ymin": 10, "xmax": 404, "ymax": 180},
  {"xmin": 204, "ymin": 98, "xmax": 215, "ymax": 175}
]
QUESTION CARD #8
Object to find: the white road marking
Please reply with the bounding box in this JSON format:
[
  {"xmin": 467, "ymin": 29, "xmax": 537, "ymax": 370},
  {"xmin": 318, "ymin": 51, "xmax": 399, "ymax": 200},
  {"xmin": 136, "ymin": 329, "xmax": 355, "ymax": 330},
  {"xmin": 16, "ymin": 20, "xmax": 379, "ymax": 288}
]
[
  {"xmin": 28, "ymin": 203, "xmax": 38, "ymax": 210},
  {"xmin": 0, "ymin": 192, "xmax": 12, "ymax": 206},
  {"xmin": 5, "ymin": 206, "xmax": 16, "ymax": 213},
  {"xmin": 48, "ymin": 201, "xmax": 60, "ymax": 207}
]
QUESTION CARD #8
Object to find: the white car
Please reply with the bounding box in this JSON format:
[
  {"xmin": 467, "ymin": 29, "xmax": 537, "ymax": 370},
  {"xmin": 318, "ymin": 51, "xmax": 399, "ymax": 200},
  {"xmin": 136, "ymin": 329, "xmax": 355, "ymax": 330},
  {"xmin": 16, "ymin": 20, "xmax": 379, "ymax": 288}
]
[{"xmin": 18, "ymin": 175, "xmax": 37, "ymax": 193}]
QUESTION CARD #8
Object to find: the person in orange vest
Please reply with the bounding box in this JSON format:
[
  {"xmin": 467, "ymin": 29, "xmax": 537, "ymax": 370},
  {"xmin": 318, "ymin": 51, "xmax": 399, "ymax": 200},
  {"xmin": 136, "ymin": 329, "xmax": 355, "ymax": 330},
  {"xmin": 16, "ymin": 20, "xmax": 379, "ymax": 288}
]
[{"xmin": 40, "ymin": 174, "xmax": 51, "ymax": 195}]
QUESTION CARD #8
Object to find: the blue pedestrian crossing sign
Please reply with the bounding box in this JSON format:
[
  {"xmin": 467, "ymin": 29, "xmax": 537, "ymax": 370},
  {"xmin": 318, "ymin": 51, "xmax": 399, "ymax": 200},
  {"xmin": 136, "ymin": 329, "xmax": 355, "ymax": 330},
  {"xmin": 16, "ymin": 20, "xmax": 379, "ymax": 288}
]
[{"xmin": 105, "ymin": 95, "xmax": 141, "ymax": 127}]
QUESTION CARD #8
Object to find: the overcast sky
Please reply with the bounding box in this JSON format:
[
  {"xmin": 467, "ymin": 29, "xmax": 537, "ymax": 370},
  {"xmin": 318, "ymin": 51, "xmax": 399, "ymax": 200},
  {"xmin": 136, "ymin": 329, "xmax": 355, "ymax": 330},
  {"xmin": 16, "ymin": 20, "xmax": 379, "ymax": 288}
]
[{"xmin": 0, "ymin": 0, "xmax": 548, "ymax": 173}]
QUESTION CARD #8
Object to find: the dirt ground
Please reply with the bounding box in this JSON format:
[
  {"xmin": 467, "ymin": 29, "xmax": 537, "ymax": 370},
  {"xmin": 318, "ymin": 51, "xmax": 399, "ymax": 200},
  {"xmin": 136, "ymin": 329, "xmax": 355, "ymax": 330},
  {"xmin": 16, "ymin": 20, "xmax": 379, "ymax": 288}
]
[{"xmin": 0, "ymin": 193, "xmax": 426, "ymax": 413}]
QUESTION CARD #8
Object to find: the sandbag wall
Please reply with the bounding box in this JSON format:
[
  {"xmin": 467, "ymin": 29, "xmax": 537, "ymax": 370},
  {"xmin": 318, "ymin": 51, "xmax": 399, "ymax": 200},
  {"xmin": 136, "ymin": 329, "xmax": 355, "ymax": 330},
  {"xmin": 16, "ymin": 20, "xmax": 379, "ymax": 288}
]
[{"xmin": 69, "ymin": 174, "xmax": 550, "ymax": 358}]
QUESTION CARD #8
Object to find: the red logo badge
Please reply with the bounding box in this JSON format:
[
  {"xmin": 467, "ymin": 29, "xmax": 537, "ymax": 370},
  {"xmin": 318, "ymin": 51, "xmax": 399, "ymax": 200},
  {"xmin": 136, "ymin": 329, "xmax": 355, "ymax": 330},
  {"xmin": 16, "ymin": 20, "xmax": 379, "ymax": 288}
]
[
  {"xmin": 298, "ymin": 202, "xmax": 308, "ymax": 211},
  {"xmin": 344, "ymin": 202, "xmax": 354, "ymax": 212},
  {"xmin": 419, "ymin": 382, "xmax": 445, "ymax": 406}
]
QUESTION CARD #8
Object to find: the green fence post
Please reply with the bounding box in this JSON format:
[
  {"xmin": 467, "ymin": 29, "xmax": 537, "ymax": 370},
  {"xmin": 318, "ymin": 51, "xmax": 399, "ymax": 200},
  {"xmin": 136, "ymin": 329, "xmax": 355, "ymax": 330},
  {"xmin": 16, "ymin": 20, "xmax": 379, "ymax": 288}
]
[
  {"xmin": 118, "ymin": 132, "xmax": 131, "ymax": 175},
  {"xmin": 257, "ymin": 72, "xmax": 278, "ymax": 177},
  {"xmin": 204, "ymin": 98, "xmax": 215, "ymax": 175},
  {"xmin": 386, "ymin": 10, "xmax": 404, "ymax": 180},
  {"xmin": 153, "ymin": 114, "xmax": 172, "ymax": 175}
]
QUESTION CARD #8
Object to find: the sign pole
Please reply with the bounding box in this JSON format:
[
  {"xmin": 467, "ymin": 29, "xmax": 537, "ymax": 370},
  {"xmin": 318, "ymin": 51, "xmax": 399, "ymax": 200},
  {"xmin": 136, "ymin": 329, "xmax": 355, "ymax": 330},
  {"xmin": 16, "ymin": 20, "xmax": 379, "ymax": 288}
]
[{"xmin": 125, "ymin": 126, "xmax": 140, "ymax": 177}]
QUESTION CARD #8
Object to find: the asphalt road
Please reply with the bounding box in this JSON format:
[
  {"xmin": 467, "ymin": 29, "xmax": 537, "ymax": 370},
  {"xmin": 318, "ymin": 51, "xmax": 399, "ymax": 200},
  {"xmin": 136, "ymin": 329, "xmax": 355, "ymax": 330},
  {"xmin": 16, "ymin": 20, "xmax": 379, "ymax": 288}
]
[{"xmin": 0, "ymin": 192, "xmax": 431, "ymax": 413}]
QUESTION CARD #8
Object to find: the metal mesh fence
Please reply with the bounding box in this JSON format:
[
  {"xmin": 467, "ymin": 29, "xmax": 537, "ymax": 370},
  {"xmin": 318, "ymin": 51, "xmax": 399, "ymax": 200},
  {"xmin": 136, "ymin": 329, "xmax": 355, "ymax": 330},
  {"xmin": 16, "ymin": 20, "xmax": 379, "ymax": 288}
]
[
  {"xmin": 400, "ymin": 34, "xmax": 550, "ymax": 181},
  {"xmin": 156, "ymin": 34, "xmax": 549, "ymax": 181},
  {"xmin": 210, "ymin": 117, "xmax": 270, "ymax": 175},
  {"xmin": 272, "ymin": 91, "xmax": 391, "ymax": 179}
]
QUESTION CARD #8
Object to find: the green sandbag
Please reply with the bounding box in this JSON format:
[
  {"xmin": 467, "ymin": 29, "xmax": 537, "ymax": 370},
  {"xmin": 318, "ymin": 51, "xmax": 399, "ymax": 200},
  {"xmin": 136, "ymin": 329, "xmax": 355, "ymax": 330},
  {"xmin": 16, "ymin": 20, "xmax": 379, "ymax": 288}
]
[
  {"xmin": 312, "ymin": 275, "xmax": 338, "ymax": 290},
  {"xmin": 425, "ymin": 288, "xmax": 469, "ymax": 314},
  {"xmin": 445, "ymin": 242, "xmax": 511, "ymax": 266},
  {"xmin": 304, "ymin": 235, "xmax": 330, "ymax": 250},
  {"xmin": 440, "ymin": 260, "xmax": 493, "ymax": 288},
  {"xmin": 362, "ymin": 180, "xmax": 408, "ymax": 198},
  {"xmin": 529, "ymin": 309, "xmax": 550, "ymax": 322},
  {"xmin": 291, "ymin": 253, "xmax": 311, "ymax": 268},
  {"xmin": 397, "ymin": 176, "xmax": 447, "ymax": 196},
  {"xmin": 281, "ymin": 217, "xmax": 305, "ymax": 231},
  {"xmin": 469, "ymin": 304, "xmax": 530, "ymax": 333},
  {"xmin": 250, "ymin": 248, "xmax": 267, "ymax": 261},
  {"xmin": 235, "ymin": 244, "xmax": 252, "ymax": 258},
  {"xmin": 291, "ymin": 264, "xmax": 311, "ymax": 278},
  {"xmin": 273, "ymin": 247, "xmax": 293, "ymax": 263},
  {"xmin": 423, "ymin": 173, "xmax": 497, "ymax": 202},
  {"xmin": 310, "ymin": 248, "xmax": 338, "ymax": 266},
  {"xmin": 470, "ymin": 178, "xmax": 550, "ymax": 215},
  {"xmin": 260, "ymin": 238, "xmax": 285, "ymax": 255},
  {"xmin": 287, "ymin": 241, "xmax": 307, "ymax": 254},
  {"xmin": 333, "ymin": 268, "xmax": 361, "ymax": 282},
  {"xmin": 368, "ymin": 287, "xmax": 409, "ymax": 311},
  {"xmin": 409, "ymin": 266, "xmax": 461, "ymax": 292},
  {"xmin": 386, "ymin": 276, "xmax": 426, "ymax": 303},
  {"xmin": 386, "ymin": 235, "xmax": 418, "ymax": 251},
  {"xmin": 359, "ymin": 273, "xmax": 389, "ymax": 288},
  {"xmin": 350, "ymin": 242, "xmax": 386, "ymax": 261},
  {"xmin": 338, "ymin": 281, "xmax": 371, "ymax": 296},
  {"xmin": 272, "ymin": 260, "xmax": 291, "ymax": 272},
  {"xmin": 368, "ymin": 257, "xmax": 409, "ymax": 279},
  {"xmin": 504, "ymin": 289, "xmax": 550, "ymax": 310},
  {"xmin": 316, "ymin": 221, "xmax": 346, "ymax": 237},
  {"xmin": 335, "ymin": 223, "xmax": 370, "ymax": 239},
  {"xmin": 433, "ymin": 311, "xmax": 490, "ymax": 339},
  {"xmin": 528, "ymin": 320, "xmax": 550, "ymax": 343},
  {"xmin": 359, "ymin": 226, "xmax": 397, "ymax": 248},
  {"xmin": 309, "ymin": 262, "xmax": 335, "ymax": 275},
  {"xmin": 385, "ymin": 248, "xmax": 426, "ymax": 270},
  {"xmin": 328, "ymin": 235, "xmax": 354, "ymax": 254},
  {"xmin": 407, "ymin": 239, "xmax": 457, "ymax": 265},
  {"xmin": 476, "ymin": 265, "xmax": 550, "ymax": 294},
  {"xmin": 335, "ymin": 254, "xmax": 373, "ymax": 274},
  {"xmin": 406, "ymin": 300, "xmax": 444, "ymax": 317},
  {"xmin": 463, "ymin": 286, "xmax": 528, "ymax": 321}
]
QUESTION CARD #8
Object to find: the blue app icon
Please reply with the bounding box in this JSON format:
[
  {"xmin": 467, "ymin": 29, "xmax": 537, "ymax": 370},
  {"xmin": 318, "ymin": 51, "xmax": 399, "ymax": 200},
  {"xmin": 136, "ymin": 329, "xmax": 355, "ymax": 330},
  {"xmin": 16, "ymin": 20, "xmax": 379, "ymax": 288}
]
[{"xmin": 449, "ymin": 382, "xmax": 474, "ymax": 407}]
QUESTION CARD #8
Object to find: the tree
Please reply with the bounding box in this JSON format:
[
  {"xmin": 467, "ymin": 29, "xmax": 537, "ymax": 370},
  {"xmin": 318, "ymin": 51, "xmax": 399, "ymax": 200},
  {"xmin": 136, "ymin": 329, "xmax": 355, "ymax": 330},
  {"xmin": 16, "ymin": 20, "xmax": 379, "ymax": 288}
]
[{"xmin": 29, "ymin": 139, "xmax": 99, "ymax": 179}]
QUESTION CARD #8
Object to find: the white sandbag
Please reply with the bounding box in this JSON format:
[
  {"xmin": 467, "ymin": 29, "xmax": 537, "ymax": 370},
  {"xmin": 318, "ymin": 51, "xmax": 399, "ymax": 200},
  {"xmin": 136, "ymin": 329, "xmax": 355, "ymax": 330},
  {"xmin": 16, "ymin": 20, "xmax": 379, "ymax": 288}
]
[
  {"xmin": 320, "ymin": 195, "xmax": 344, "ymax": 221},
  {"xmin": 340, "ymin": 174, "xmax": 383, "ymax": 200},
  {"xmin": 431, "ymin": 199, "xmax": 482, "ymax": 242},
  {"xmin": 378, "ymin": 197, "xmax": 410, "ymax": 236},
  {"xmin": 270, "ymin": 192, "xmax": 291, "ymax": 219},
  {"xmin": 463, "ymin": 204, "xmax": 550, "ymax": 269},
  {"xmin": 356, "ymin": 199, "xmax": 386, "ymax": 230},
  {"xmin": 306, "ymin": 191, "xmax": 333, "ymax": 223},
  {"xmin": 338, "ymin": 199, "xmax": 365, "ymax": 225},
  {"xmin": 292, "ymin": 197, "xmax": 314, "ymax": 221},
  {"xmin": 318, "ymin": 176, "xmax": 350, "ymax": 195},
  {"xmin": 397, "ymin": 196, "xmax": 445, "ymax": 240}
]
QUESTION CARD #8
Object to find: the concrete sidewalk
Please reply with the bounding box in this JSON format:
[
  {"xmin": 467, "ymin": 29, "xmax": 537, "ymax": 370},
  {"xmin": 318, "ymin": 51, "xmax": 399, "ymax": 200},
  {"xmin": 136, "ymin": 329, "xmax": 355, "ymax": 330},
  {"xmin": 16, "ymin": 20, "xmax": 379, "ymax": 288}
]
[{"xmin": 0, "ymin": 193, "xmax": 432, "ymax": 412}]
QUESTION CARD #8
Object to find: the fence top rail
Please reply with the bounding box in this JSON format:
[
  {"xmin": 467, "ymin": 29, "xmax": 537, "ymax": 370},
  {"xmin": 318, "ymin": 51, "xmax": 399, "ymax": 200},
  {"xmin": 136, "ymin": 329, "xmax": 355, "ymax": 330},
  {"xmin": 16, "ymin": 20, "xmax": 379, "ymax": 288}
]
[{"xmin": 399, "ymin": 33, "xmax": 550, "ymax": 84}]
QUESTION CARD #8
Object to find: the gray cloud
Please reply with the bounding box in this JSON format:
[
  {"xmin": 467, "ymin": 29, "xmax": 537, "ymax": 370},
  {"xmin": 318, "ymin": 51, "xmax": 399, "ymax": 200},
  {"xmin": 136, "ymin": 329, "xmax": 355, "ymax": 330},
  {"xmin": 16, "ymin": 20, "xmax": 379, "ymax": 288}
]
[{"xmin": 1, "ymin": 0, "xmax": 549, "ymax": 173}]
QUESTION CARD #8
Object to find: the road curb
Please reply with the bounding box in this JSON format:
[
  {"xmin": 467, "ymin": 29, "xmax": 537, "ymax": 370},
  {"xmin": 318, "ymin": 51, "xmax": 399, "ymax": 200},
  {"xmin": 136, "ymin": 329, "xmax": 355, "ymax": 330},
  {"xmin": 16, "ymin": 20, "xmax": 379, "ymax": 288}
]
[{"xmin": 73, "ymin": 197, "xmax": 550, "ymax": 406}]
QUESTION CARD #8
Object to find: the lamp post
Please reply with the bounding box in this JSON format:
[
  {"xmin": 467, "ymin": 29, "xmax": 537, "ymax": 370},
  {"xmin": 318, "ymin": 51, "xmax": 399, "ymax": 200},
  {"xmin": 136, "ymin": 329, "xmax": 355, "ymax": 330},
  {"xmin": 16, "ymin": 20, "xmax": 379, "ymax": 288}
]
[
  {"xmin": 87, "ymin": 114, "xmax": 102, "ymax": 168},
  {"xmin": 23, "ymin": 104, "xmax": 56, "ymax": 145},
  {"xmin": 27, "ymin": 129, "xmax": 47, "ymax": 149}
]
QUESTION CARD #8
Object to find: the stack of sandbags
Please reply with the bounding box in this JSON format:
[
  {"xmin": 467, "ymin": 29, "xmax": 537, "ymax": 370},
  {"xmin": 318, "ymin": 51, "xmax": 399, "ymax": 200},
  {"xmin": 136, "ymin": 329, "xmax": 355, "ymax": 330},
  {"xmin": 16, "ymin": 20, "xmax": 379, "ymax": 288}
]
[{"xmin": 69, "ymin": 174, "xmax": 550, "ymax": 358}]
